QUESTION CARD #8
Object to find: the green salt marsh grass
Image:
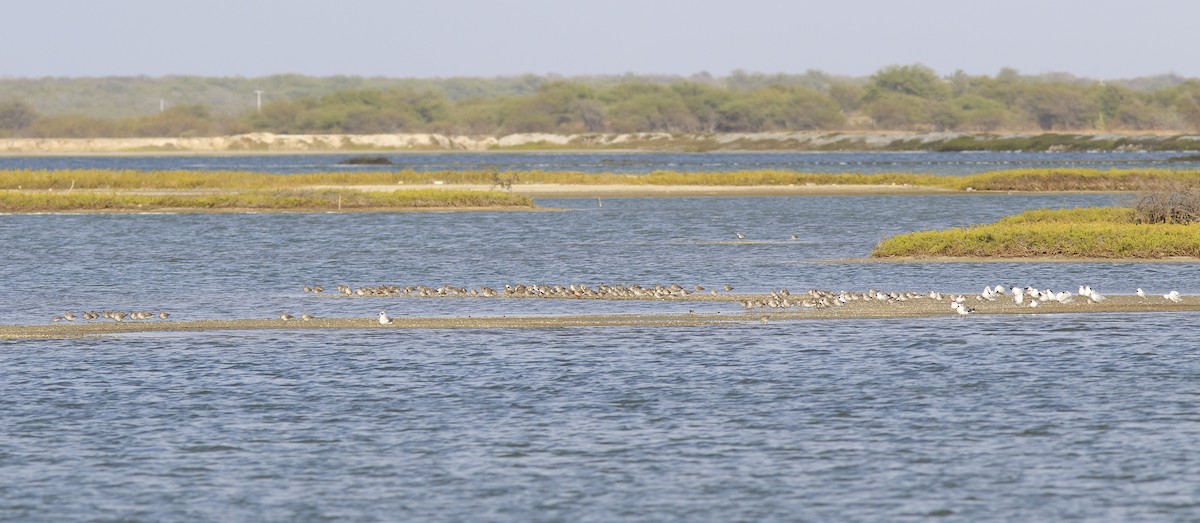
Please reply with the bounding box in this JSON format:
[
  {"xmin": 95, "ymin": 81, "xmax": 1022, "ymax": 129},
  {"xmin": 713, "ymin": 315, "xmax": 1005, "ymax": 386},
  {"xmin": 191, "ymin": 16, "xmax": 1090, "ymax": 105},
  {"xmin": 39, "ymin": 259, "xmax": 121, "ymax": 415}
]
[
  {"xmin": 3, "ymin": 167, "xmax": 1200, "ymax": 192},
  {"xmin": 872, "ymin": 207, "xmax": 1200, "ymax": 258},
  {"xmin": 0, "ymin": 189, "xmax": 535, "ymax": 212}
]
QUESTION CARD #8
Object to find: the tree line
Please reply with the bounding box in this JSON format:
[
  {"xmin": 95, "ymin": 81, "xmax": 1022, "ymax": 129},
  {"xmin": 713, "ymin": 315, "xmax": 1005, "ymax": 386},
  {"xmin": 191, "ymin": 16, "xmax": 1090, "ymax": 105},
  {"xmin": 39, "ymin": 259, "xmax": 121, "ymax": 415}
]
[{"xmin": 4, "ymin": 65, "xmax": 1200, "ymax": 138}]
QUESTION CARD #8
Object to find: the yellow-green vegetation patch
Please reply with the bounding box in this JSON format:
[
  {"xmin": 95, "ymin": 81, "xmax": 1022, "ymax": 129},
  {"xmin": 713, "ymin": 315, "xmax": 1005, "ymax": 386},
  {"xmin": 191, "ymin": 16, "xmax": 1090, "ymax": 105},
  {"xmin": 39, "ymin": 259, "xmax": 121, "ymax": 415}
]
[
  {"xmin": 872, "ymin": 207, "xmax": 1200, "ymax": 258},
  {"xmin": 0, "ymin": 189, "xmax": 534, "ymax": 212},
  {"xmin": 4, "ymin": 167, "xmax": 1200, "ymax": 193}
]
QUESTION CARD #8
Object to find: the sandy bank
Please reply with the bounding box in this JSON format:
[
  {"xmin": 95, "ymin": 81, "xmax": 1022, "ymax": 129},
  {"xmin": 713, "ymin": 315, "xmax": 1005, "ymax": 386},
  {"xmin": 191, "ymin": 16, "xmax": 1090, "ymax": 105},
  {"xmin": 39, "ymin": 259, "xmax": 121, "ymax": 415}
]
[
  {"xmin": 5, "ymin": 295, "xmax": 1197, "ymax": 339},
  {"xmin": 3, "ymin": 131, "xmax": 1197, "ymax": 154}
]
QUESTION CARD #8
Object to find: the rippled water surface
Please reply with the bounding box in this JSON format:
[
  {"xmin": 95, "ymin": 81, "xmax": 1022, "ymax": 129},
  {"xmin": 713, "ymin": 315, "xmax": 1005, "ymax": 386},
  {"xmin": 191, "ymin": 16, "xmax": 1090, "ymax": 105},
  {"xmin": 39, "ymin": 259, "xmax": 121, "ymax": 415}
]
[
  {"xmin": 2, "ymin": 150, "xmax": 1198, "ymax": 174},
  {"xmin": 3, "ymin": 153, "xmax": 1200, "ymax": 521}
]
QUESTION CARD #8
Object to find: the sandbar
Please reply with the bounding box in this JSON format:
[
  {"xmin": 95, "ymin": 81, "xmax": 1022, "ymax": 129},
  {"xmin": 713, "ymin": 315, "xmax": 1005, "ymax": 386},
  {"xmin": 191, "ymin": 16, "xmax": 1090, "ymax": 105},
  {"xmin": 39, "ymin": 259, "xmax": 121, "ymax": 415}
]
[{"xmin": 5, "ymin": 295, "xmax": 1197, "ymax": 339}]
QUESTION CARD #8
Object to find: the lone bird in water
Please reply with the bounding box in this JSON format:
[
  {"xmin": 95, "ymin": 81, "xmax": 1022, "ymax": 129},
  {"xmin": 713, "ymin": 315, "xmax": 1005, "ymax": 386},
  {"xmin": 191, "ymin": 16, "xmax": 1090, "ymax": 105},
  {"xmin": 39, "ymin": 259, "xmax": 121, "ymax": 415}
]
[
  {"xmin": 791, "ymin": 233, "xmax": 798, "ymax": 240},
  {"xmin": 735, "ymin": 232, "xmax": 745, "ymax": 239},
  {"xmin": 378, "ymin": 311, "xmax": 394, "ymax": 325}
]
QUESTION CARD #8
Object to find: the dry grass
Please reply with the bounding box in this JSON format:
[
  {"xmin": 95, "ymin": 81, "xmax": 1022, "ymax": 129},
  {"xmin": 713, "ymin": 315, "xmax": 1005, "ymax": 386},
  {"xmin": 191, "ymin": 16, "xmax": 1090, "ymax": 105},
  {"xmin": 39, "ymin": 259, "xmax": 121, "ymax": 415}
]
[{"xmin": 3, "ymin": 167, "xmax": 1200, "ymax": 194}]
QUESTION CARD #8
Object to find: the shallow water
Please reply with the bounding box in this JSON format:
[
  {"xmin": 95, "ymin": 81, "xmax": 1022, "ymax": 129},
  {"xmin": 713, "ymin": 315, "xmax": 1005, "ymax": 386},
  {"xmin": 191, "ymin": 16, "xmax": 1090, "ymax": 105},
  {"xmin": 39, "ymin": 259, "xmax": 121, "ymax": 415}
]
[
  {"xmin": 3, "ymin": 154, "xmax": 1200, "ymax": 521},
  {"xmin": 1, "ymin": 150, "xmax": 1197, "ymax": 174}
]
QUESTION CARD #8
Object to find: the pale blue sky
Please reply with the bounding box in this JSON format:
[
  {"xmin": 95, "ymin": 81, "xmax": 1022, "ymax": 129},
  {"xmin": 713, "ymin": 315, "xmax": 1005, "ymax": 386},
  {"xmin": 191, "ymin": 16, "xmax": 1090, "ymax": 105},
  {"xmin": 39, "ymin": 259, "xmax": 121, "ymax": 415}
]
[{"xmin": 2, "ymin": 0, "xmax": 1194, "ymax": 79}]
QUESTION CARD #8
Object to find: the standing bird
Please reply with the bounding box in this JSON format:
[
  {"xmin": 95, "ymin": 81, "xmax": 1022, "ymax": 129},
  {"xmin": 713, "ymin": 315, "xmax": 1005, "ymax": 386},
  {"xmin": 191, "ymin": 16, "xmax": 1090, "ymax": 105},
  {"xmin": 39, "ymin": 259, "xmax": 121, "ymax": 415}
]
[
  {"xmin": 1164, "ymin": 290, "xmax": 1182, "ymax": 303},
  {"xmin": 301, "ymin": 313, "xmax": 315, "ymax": 321},
  {"xmin": 158, "ymin": 311, "xmax": 170, "ymax": 320},
  {"xmin": 279, "ymin": 313, "xmax": 294, "ymax": 321},
  {"xmin": 378, "ymin": 311, "xmax": 394, "ymax": 325},
  {"xmin": 1136, "ymin": 288, "xmax": 1147, "ymax": 299}
]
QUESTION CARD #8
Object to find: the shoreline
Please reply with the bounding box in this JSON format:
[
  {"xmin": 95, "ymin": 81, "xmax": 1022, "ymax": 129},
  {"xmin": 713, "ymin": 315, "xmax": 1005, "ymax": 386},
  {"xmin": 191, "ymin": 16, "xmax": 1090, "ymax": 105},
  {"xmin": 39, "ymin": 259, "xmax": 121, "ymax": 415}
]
[
  {"xmin": 2, "ymin": 131, "xmax": 1199, "ymax": 155},
  {"xmin": 6, "ymin": 295, "xmax": 1197, "ymax": 339}
]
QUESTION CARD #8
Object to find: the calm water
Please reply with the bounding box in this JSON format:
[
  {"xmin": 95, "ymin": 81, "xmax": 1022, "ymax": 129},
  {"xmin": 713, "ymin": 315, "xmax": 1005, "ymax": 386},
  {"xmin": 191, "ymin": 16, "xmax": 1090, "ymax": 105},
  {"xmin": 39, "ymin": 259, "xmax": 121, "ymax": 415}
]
[
  {"xmin": 3, "ymin": 153, "xmax": 1200, "ymax": 521},
  {"xmin": 0, "ymin": 150, "xmax": 1198, "ymax": 174}
]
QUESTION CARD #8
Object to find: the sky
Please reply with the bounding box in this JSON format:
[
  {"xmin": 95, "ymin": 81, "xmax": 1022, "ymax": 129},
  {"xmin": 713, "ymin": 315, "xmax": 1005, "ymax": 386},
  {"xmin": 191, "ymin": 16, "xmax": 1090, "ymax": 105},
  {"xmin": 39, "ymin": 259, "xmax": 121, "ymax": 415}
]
[{"xmin": 2, "ymin": 0, "xmax": 1195, "ymax": 79}]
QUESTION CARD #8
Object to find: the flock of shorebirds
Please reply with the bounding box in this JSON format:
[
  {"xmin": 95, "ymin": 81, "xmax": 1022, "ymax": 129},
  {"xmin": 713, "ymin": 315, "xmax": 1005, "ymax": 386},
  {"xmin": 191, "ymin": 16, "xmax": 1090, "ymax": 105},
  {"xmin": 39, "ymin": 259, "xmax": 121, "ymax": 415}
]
[
  {"xmin": 49, "ymin": 282, "xmax": 1187, "ymax": 324},
  {"xmin": 51, "ymin": 310, "xmax": 169, "ymax": 323},
  {"xmin": 302, "ymin": 282, "xmax": 734, "ymax": 299},
  {"xmin": 741, "ymin": 284, "xmax": 1185, "ymax": 316}
]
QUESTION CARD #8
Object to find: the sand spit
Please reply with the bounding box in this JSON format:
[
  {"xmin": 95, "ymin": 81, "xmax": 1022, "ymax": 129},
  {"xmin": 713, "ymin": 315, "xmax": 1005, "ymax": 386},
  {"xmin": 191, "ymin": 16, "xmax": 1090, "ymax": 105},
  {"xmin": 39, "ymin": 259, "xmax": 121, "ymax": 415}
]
[
  {"xmin": 5, "ymin": 295, "xmax": 1198, "ymax": 339},
  {"xmin": 3, "ymin": 131, "xmax": 1195, "ymax": 155}
]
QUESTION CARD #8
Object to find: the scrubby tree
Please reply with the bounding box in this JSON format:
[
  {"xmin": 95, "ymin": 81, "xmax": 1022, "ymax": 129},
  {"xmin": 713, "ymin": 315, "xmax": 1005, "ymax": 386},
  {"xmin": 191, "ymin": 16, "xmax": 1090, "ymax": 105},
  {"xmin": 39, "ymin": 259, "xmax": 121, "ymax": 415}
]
[
  {"xmin": 0, "ymin": 99, "xmax": 37, "ymax": 134},
  {"xmin": 864, "ymin": 93, "xmax": 931, "ymax": 129},
  {"xmin": 1018, "ymin": 83, "xmax": 1095, "ymax": 130},
  {"xmin": 865, "ymin": 64, "xmax": 949, "ymax": 101}
]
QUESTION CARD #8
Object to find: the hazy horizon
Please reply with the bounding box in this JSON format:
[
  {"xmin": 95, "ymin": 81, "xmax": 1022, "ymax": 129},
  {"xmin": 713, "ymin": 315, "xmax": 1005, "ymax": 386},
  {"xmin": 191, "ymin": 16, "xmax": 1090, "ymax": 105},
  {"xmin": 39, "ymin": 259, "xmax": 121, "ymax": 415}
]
[{"xmin": 3, "ymin": 0, "xmax": 1197, "ymax": 80}]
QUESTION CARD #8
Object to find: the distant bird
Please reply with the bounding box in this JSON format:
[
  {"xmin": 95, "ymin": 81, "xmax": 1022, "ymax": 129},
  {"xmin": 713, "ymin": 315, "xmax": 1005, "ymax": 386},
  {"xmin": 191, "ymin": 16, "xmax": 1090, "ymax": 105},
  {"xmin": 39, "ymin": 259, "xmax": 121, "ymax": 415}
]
[
  {"xmin": 51, "ymin": 316, "xmax": 62, "ymax": 322},
  {"xmin": 301, "ymin": 313, "xmax": 315, "ymax": 321},
  {"xmin": 790, "ymin": 233, "xmax": 798, "ymax": 240},
  {"xmin": 1136, "ymin": 288, "xmax": 1147, "ymax": 299},
  {"xmin": 63, "ymin": 312, "xmax": 76, "ymax": 322},
  {"xmin": 304, "ymin": 286, "xmax": 312, "ymax": 293},
  {"xmin": 735, "ymin": 232, "xmax": 746, "ymax": 239},
  {"xmin": 280, "ymin": 313, "xmax": 294, "ymax": 321},
  {"xmin": 1013, "ymin": 289, "xmax": 1025, "ymax": 305},
  {"xmin": 759, "ymin": 316, "xmax": 769, "ymax": 324},
  {"xmin": 1164, "ymin": 290, "xmax": 1182, "ymax": 303},
  {"xmin": 723, "ymin": 284, "xmax": 733, "ymax": 292},
  {"xmin": 378, "ymin": 311, "xmax": 394, "ymax": 325},
  {"xmin": 951, "ymin": 302, "xmax": 973, "ymax": 316},
  {"xmin": 1029, "ymin": 300, "xmax": 1039, "ymax": 308},
  {"xmin": 158, "ymin": 311, "xmax": 170, "ymax": 320}
]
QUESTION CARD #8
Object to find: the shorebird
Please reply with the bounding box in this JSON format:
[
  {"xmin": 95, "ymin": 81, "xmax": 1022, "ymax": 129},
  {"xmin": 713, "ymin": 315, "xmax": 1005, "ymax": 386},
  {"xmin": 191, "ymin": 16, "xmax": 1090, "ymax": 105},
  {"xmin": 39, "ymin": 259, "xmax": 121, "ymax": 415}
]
[
  {"xmin": 790, "ymin": 233, "xmax": 798, "ymax": 240},
  {"xmin": 735, "ymin": 232, "xmax": 745, "ymax": 239},
  {"xmin": 63, "ymin": 312, "xmax": 76, "ymax": 322},
  {"xmin": 1137, "ymin": 288, "xmax": 1147, "ymax": 299},
  {"xmin": 1164, "ymin": 290, "xmax": 1182, "ymax": 303},
  {"xmin": 280, "ymin": 313, "xmax": 294, "ymax": 321},
  {"xmin": 951, "ymin": 302, "xmax": 973, "ymax": 316},
  {"xmin": 1029, "ymin": 300, "xmax": 1039, "ymax": 308},
  {"xmin": 1013, "ymin": 289, "xmax": 1025, "ymax": 305},
  {"xmin": 158, "ymin": 311, "xmax": 170, "ymax": 320},
  {"xmin": 378, "ymin": 311, "xmax": 394, "ymax": 325},
  {"xmin": 723, "ymin": 284, "xmax": 733, "ymax": 291},
  {"xmin": 301, "ymin": 313, "xmax": 315, "ymax": 321}
]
